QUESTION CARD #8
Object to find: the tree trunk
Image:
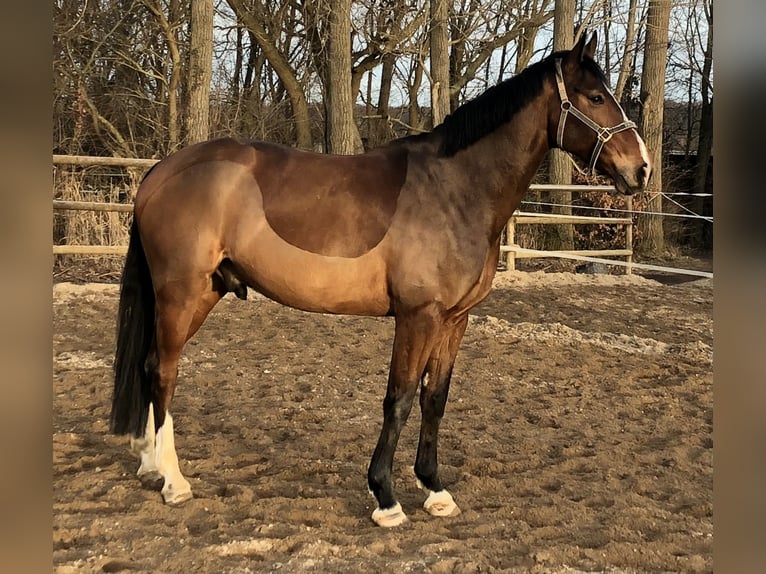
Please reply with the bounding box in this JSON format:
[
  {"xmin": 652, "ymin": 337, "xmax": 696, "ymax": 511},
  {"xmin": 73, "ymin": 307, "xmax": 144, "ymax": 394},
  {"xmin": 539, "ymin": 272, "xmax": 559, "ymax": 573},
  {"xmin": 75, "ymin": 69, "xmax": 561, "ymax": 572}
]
[
  {"xmin": 233, "ymin": 20, "xmax": 243, "ymax": 101},
  {"xmin": 602, "ymin": 1, "xmax": 611, "ymax": 74},
  {"xmin": 549, "ymin": 0, "xmax": 575, "ymax": 251},
  {"xmin": 373, "ymin": 53, "xmax": 396, "ymax": 147},
  {"xmin": 186, "ymin": 0, "xmax": 213, "ymax": 144},
  {"xmin": 637, "ymin": 0, "xmax": 671, "ymax": 254},
  {"xmin": 408, "ymin": 56, "xmax": 425, "ymax": 134},
  {"xmin": 141, "ymin": 0, "xmax": 182, "ymax": 151},
  {"xmin": 327, "ymin": 0, "xmax": 360, "ymax": 154},
  {"xmin": 429, "ymin": 0, "xmax": 450, "ymax": 126}
]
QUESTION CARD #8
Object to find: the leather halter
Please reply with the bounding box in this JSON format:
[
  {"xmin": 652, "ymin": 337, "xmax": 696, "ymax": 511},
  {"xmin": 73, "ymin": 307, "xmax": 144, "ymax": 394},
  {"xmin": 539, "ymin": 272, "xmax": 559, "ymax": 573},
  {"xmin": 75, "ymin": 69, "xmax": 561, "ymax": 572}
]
[{"xmin": 554, "ymin": 58, "xmax": 637, "ymax": 175}]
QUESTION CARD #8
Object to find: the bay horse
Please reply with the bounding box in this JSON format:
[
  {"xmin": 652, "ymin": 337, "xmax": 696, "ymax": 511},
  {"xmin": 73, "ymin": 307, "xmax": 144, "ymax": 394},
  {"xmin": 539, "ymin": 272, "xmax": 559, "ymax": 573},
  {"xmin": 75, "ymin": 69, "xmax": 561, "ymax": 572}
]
[{"xmin": 111, "ymin": 33, "xmax": 651, "ymax": 527}]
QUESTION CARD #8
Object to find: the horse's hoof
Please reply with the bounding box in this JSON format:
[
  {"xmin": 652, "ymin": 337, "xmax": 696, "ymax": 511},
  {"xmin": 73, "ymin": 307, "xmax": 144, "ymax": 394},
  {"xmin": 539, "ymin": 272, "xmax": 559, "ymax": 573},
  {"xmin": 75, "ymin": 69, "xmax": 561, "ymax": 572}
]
[
  {"xmin": 162, "ymin": 486, "xmax": 193, "ymax": 506},
  {"xmin": 423, "ymin": 490, "xmax": 460, "ymax": 517},
  {"xmin": 137, "ymin": 470, "xmax": 164, "ymax": 491},
  {"xmin": 371, "ymin": 502, "xmax": 409, "ymax": 527}
]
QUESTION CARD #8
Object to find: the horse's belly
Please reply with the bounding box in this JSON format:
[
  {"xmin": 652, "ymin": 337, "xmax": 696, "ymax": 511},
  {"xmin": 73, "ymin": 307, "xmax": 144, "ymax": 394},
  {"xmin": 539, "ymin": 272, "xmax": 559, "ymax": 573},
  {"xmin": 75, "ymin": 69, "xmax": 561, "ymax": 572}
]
[{"xmin": 231, "ymin": 230, "xmax": 391, "ymax": 316}]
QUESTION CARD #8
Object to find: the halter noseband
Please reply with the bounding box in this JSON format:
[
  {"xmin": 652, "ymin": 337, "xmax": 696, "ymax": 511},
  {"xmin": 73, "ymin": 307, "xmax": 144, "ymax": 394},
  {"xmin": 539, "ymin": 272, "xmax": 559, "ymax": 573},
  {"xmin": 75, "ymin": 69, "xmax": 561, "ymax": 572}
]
[{"xmin": 554, "ymin": 58, "xmax": 636, "ymax": 175}]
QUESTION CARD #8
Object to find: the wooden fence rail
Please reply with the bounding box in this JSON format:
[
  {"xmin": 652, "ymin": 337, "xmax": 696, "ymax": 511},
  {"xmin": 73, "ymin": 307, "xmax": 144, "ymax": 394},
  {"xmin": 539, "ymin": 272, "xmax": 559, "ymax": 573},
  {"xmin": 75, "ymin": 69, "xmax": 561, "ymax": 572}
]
[
  {"xmin": 53, "ymin": 200, "xmax": 133, "ymax": 213},
  {"xmin": 53, "ymin": 156, "xmax": 633, "ymax": 270},
  {"xmin": 503, "ymin": 200, "xmax": 634, "ymax": 274},
  {"xmin": 53, "ymin": 155, "xmax": 158, "ymax": 168}
]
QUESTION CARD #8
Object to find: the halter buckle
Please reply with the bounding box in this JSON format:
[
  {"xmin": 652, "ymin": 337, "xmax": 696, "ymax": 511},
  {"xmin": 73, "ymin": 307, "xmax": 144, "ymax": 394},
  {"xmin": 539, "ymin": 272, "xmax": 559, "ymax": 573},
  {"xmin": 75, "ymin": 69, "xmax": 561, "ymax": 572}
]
[{"xmin": 597, "ymin": 127, "xmax": 614, "ymax": 142}]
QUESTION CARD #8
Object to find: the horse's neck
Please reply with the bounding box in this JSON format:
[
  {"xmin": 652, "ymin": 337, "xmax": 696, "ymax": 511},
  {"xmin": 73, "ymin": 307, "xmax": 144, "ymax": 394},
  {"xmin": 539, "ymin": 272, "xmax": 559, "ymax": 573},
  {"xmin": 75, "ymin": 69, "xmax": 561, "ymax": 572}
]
[{"xmin": 449, "ymin": 100, "xmax": 551, "ymax": 235}]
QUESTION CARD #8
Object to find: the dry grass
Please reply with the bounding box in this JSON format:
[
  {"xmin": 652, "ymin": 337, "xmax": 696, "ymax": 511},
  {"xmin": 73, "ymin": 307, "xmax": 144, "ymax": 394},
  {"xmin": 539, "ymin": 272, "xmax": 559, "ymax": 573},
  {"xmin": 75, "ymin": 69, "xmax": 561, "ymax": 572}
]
[{"xmin": 53, "ymin": 167, "xmax": 139, "ymax": 282}]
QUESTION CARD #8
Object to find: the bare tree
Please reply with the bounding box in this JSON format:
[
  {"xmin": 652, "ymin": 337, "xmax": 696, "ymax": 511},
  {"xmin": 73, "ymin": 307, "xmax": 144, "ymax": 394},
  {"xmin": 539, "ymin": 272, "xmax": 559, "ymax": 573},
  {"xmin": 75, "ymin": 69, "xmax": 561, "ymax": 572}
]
[
  {"xmin": 449, "ymin": 0, "xmax": 553, "ymax": 105},
  {"xmin": 138, "ymin": 0, "xmax": 183, "ymax": 151},
  {"xmin": 186, "ymin": 0, "xmax": 213, "ymax": 144},
  {"xmin": 407, "ymin": 46, "xmax": 427, "ymax": 134},
  {"xmin": 513, "ymin": 0, "xmax": 554, "ymax": 74},
  {"xmin": 637, "ymin": 0, "xmax": 672, "ymax": 253},
  {"xmin": 614, "ymin": 0, "xmax": 640, "ymax": 103},
  {"xmin": 355, "ymin": 0, "xmax": 425, "ymax": 147},
  {"xmin": 692, "ymin": 0, "xmax": 713, "ymax": 246},
  {"xmin": 54, "ymin": 0, "xmax": 173, "ymax": 157},
  {"xmin": 225, "ymin": 0, "xmax": 313, "ymax": 149}
]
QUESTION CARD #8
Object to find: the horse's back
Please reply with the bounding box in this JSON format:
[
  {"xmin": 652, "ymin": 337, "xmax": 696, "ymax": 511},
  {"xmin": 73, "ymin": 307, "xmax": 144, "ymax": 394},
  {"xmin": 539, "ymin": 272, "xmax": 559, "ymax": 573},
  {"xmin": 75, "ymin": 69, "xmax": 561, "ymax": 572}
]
[{"xmin": 136, "ymin": 138, "xmax": 408, "ymax": 257}]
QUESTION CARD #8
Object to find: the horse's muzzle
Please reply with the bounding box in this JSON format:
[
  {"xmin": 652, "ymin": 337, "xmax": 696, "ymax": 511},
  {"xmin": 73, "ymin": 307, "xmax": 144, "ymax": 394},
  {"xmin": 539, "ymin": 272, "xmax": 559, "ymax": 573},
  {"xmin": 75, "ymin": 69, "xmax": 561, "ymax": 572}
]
[{"xmin": 614, "ymin": 162, "xmax": 652, "ymax": 195}]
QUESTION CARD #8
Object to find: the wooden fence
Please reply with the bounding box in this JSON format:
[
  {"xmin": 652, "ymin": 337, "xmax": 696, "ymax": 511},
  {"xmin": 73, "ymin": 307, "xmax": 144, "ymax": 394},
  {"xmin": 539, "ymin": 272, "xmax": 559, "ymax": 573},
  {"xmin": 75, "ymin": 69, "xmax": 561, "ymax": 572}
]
[
  {"xmin": 53, "ymin": 156, "xmax": 634, "ymax": 269},
  {"xmin": 505, "ymin": 184, "xmax": 634, "ymax": 274}
]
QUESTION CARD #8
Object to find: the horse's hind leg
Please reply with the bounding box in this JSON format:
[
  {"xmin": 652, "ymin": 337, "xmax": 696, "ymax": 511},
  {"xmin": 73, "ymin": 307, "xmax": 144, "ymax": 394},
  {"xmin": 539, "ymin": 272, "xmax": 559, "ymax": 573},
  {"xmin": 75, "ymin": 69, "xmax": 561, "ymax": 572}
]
[
  {"xmin": 130, "ymin": 283, "xmax": 223, "ymax": 494},
  {"xmin": 143, "ymin": 278, "xmax": 223, "ymax": 505},
  {"xmin": 414, "ymin": 313, "xmax": 468, "ymax": 518},
  {"xmin": 130, "ymin": 402, "xmax": 163, "ymax": 490}
]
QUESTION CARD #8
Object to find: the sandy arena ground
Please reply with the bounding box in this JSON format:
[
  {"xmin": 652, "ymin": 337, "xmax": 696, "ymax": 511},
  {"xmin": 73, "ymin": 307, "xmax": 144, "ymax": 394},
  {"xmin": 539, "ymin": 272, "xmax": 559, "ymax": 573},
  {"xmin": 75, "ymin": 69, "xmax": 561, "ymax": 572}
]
[{"xmin": 53, "ymin": 271, "xmax": 712, "ymax": 573}]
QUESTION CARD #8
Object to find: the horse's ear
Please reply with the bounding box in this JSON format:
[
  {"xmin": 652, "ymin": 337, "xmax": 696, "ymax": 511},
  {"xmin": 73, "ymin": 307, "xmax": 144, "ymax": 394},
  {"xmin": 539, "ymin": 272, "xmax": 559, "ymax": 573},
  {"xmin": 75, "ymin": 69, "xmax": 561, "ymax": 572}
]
[
  {"xmin": 563, "ymin": 31, "xmax": 598, "ymax": 72},
  {"xmin": 584, "ymin": 31, "xmax": 598, "ymax": 60},
  {"xmin": 563, "ymin": 32, "xmax": 589, "ymax": 71}
]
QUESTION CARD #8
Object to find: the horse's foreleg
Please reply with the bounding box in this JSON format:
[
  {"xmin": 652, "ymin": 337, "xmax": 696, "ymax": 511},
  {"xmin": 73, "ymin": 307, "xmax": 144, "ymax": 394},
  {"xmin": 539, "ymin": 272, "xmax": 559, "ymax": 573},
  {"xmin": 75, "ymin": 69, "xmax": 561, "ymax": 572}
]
[
  {"xmin": 414, "ymin": 314, "xmax": 468, "ymax": 518},
  {"xmin": 367, "ymin": 306, "xmax": 443, "ymax": 527}
]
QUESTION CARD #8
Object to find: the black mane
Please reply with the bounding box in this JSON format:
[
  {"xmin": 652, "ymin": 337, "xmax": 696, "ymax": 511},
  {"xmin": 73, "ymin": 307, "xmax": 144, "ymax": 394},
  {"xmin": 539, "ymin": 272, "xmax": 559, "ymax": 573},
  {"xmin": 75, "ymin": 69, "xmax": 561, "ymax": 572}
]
[
  {"xmin": 435, "ymin": 57, "xmax": 550, "ymax": 157},
  {"xmin": 393, "ymin": 50, "xmax": 608, "ymax": 157}
]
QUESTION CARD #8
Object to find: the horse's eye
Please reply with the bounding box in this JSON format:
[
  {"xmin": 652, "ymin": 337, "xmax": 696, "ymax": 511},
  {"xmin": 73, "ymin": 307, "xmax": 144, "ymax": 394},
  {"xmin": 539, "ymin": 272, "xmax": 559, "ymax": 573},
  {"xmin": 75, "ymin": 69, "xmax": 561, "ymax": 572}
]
[{"xmin": 589, "ymin": 94, "xmax": 605, "ymax": 105}]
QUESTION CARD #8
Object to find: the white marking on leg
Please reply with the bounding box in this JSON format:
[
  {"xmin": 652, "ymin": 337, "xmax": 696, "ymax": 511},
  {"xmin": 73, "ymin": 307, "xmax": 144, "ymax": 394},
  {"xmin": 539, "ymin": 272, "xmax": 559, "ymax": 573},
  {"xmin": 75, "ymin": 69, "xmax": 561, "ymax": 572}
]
[
  {"xmin": 422, "ymin": 487, "xmax": 461, "ymax": 517},
  {"xmin": 131, "ymin": 403, "xmax": 159, "ymax": 477},
  {"xmin": 371, "ymin": 502, "xmax": 408, "ymax": 528},
  {"xmin": 422, "ymin": 373, "xmax": 430, "ymax": 388},
  {"xmin": 368, "ymin": 489, "xmax": 408, "ymax": 527},
  {"xmin": 155, "ymin": 411, "xmax": 192, "ymax": 505}
]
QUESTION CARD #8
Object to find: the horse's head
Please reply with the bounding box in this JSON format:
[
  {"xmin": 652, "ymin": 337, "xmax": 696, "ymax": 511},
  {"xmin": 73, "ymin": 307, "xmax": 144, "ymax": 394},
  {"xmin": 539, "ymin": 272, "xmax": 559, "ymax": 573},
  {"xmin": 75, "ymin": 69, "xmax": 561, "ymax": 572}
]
[{"xmin": 549, "ymin": 32, "xmax": 652, "ymax": 195}]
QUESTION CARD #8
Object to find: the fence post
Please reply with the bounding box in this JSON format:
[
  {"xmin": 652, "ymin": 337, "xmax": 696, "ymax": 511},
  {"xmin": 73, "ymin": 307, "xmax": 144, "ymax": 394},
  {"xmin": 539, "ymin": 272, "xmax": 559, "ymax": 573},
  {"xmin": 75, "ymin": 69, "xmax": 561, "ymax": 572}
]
[
  {"xmin": 505, "ymin": 216, "xmax": 516, "ymax": 271},
  {"xmin": 625, "ymin": 195, "xmax": 633, "ymax": 275}
]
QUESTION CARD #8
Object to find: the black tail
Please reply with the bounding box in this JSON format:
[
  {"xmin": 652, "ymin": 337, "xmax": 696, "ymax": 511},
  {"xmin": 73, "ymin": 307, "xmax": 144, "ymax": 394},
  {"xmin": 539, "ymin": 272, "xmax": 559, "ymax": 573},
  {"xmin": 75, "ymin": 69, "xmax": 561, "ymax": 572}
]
[{"xmin": 110, "ymin": 219, "xmax": 155, "ymax": 437}]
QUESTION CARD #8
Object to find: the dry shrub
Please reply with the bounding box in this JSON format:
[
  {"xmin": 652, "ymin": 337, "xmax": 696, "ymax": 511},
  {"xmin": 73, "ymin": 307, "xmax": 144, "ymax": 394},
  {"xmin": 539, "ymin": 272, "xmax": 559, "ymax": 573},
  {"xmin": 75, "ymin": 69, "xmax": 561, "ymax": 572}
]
[{"xmin": 572, "ymin": 188, "xmax": 648, "ymax": 251}]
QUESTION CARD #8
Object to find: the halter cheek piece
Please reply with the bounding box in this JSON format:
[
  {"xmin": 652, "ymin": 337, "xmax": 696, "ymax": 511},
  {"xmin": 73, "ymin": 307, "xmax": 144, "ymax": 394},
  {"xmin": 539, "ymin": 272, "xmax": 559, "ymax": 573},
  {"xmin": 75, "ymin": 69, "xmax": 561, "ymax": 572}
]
[{"xmin": 554, "ymin": 58, "xmax": 636, "ymax": 175}]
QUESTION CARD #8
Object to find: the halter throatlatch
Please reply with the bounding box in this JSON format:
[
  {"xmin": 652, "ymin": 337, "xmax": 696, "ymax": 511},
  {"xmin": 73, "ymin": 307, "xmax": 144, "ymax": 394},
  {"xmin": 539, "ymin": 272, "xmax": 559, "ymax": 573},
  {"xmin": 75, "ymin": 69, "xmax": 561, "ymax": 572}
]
[{"xmin": 554, "ymin": 58, "xmax": 636, "ymax": 175}]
